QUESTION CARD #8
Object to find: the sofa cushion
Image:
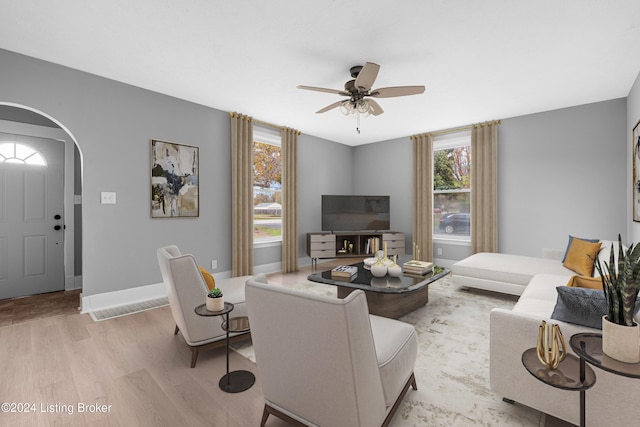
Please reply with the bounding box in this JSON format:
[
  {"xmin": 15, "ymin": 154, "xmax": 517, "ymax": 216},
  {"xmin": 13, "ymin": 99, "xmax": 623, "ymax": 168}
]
[
  {"xmin": 551, "ymin": 286, "xmax": 607, "ymax": 329},
  {"xmin": 452, "ymin": 253, "xmax": 574, "ymax": 287},
  {"xmin": 512, "ymin": 274, "xmax": 569, "ymax": 318},
  {"xmin": 562, "ymin": 238, "xmax": 601, "ymax": 277},
  {"xmin": 566, "ymin": 275, "xmax": 604, "ymax": 290}
]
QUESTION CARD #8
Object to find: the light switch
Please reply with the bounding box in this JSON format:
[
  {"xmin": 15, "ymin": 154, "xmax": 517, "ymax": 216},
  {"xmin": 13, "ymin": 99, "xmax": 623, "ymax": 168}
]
[
  {"xmin": 101, "ymin": 192, "xmax": 116, "ymax": 204},
  {"xmin": 74, "ymin": 195, "xmax": 82, "ymax": 204}
]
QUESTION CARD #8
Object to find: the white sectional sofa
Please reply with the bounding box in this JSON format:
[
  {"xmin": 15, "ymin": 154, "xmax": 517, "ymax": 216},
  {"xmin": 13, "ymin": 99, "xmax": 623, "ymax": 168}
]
[
  {"xmin": 490, "ymin": 273, "xmax": 640, "ymax": 425},
  {"xmin": 453, "ymin": 238, "xmax": 640, "ymax": 424}
]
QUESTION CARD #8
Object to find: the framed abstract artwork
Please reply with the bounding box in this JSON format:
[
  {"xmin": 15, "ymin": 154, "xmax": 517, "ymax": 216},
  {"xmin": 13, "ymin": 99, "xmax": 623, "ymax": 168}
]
[
  {"xmin": 634, "ymin": 120, "xmax": 640, "ymax": 222},
  {"xmin": 151, "ymin": 139, "xmax": 199, "ymax": 218}
]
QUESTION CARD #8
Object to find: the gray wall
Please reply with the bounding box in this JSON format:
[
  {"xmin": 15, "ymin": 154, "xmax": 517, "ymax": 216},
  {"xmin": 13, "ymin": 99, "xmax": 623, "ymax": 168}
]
[
  {"xmin": 298, "ymin": 134, "xmax": 354, "ymax": 261},
  {"xmin": 499, "ymin": 99, "xmax": 627, "ymax": 256},
  {"xmin": 352, "ymin": 98, "xmax": 628, "ymax": 260},
  {"xmin": 353, "ymin": 136, "xmax": 413, "ymax": 251}
]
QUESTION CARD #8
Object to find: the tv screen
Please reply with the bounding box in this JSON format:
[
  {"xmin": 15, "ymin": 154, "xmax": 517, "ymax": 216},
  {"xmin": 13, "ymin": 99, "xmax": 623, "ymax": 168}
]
[{"xmin": 322, "ymin": 195, "xmax": 390, "ymax": 231}]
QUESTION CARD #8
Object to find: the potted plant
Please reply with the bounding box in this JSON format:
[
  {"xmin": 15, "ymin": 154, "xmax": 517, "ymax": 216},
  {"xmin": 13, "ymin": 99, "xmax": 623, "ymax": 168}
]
[
  {"xmin": 206, "ymin": 287, "xmax": 224, "ymax": 312},
  {"xmin": 594, "ymin": 234, "xmax": 640, "ymax": 363}
]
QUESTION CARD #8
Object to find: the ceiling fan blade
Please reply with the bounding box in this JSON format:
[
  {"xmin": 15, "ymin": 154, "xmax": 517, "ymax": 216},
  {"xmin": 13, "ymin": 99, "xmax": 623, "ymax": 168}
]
[
  {"xmin": 367, "ymin": 99, "xmax": 384, "ymax": 116},
  {"xmin": 369, "ymin": 86, "xmax": 426, "ymax": 98},
  {"xmin": 354, "ymin": 62, "xmax": 380, "ymax": 91},
  {"xmin": 316, "ymin": 100, "xmax": 344, "ymax": 114},
  {"xmin": 297, "ymin": 85, "xmax": 349, "ymax": 96}
]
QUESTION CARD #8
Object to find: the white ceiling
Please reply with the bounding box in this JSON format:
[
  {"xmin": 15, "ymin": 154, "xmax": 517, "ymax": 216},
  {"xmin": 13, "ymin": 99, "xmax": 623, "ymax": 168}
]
[{"xmin": 2, "ymin": 1, "xmax": 640, "ymax": 146}]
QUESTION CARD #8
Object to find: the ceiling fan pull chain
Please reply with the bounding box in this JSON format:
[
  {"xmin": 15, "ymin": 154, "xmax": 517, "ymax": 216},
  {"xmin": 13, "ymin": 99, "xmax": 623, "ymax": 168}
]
[{"xmin": 356, "ymin": 110, "xmax": 361, "ymax": 134}]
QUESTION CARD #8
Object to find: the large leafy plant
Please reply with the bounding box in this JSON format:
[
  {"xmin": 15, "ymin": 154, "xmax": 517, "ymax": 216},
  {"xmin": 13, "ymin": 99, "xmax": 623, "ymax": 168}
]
[{"xmin": 594, "ymin": 235, "xmax": 640, "ymax": 326}]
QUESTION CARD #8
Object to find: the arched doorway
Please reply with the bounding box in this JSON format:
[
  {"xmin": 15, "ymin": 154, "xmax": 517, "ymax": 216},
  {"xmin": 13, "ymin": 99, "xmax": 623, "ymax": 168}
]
[{"xmin": 0, "ymin": 103, "xmax": 83, "ymax": 299}]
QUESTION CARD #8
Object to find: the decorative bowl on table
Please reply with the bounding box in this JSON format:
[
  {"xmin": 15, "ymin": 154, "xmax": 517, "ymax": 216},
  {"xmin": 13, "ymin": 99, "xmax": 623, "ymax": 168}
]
[{"xmin": 363, "ymin": 257, "xmax": 377, "ymax": 270}]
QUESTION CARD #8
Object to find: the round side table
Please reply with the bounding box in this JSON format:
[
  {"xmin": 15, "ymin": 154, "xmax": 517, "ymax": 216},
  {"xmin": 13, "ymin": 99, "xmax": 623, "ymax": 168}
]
[
  {"xmin": 522, "ymin": 347, "xmax": 595, "ymax": 427},
  {"xmin": 194, "ymin": 302, "xmax": 255, "ymax": 393}
]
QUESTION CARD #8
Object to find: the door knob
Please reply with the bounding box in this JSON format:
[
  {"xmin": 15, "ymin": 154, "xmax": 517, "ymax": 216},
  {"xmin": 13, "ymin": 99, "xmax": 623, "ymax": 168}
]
[
  {"xmin": 54, "ymin": 225, "xmax": 62, "ymax": 231},
  {"xmin": 54, "ymin": 214, "xmax": 62, "ymax": 220}
]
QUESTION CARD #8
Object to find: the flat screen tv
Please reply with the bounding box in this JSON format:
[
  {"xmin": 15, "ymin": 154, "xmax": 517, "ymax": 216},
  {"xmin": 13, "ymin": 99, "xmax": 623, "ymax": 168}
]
[{"xmin": 322, "ymin": 195, "xmax": 390, "ymax": 232}]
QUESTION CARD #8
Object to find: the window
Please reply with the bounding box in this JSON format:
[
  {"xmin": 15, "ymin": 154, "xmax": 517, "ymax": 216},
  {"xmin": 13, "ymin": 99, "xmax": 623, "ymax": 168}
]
[
  {"xmin": 253, "ymin": 126, "xmax": 282, "ymax": 244},
  {"xmin": 0, "ymin": 142, "xmax": 46, "ymax": 166},
  {"xmin": 433, "ymin": 131, "xmax": 471, "ymax": 241}
]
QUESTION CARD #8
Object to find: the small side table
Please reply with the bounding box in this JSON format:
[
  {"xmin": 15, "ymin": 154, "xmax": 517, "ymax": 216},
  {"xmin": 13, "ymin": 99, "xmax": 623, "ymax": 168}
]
[
  {"xmin": 521, "ymin": 347, "xmax": 595, "ymax": 427},
  {"xmin": 570, "ymin": 332, "xmax": 640, "ymax": 378},
  {"xmin": 194, "ymin": 302, "xmax": 255, "ymax": 393}
]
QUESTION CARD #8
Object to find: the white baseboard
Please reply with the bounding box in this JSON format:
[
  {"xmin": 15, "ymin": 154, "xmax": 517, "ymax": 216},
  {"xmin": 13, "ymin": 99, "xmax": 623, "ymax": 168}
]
[
  {"xmin": 81, "ymin": 282, "xmax": 167, "ymax": 314},
  {"xmin": 79, "ymin": 258, "xmax": 305, "ymax": 314}
]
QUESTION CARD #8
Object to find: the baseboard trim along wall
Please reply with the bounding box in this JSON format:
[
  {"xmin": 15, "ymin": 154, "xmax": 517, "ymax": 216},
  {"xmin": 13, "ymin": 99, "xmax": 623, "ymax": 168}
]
[
  {"xmin": 81, "ymin": 282, "xmax": 168, "ymax": 314},
  {"xmin": 80, "ymin": 260, "xmax": 293, "ymax": 314}
]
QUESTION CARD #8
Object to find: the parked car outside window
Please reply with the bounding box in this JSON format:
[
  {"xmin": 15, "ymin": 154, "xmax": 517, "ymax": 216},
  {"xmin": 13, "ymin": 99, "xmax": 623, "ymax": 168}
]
[{"xmin": 439, "ymin": 212, "xmax": 470, "ymax": 234}]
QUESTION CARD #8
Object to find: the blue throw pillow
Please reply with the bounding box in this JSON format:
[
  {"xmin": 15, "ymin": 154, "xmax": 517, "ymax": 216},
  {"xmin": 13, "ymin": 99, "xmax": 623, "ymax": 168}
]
[{"xmin": 551, "ymin": 286, "xmax": 640, "ymax": 329}]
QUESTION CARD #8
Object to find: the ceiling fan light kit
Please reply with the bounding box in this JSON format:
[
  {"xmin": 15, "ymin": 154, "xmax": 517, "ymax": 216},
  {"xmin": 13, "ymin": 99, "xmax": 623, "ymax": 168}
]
[{"xmin": 298, "ymin": 62, "xmax": 426, "ymax": 134}]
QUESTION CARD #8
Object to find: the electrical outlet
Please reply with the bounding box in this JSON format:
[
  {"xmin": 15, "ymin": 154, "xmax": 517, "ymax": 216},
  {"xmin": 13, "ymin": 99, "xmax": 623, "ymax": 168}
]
[
  {"xmin": 211, "ymin": 260, "xmax": 217, "ymax": 270},
  {"xmin": 100, "ymin": 191, "xmax": 116, "ymax": 204},
  {"xmin": 437, "ymin": 248, "xmax": 443, "ymax": 256}
]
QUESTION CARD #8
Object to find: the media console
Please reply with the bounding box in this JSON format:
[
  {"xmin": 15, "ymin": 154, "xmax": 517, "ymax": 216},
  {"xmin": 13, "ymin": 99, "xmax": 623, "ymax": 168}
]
[{"xmin": 306, "ymin": 231, "xmax": 405, "ymax": 266}]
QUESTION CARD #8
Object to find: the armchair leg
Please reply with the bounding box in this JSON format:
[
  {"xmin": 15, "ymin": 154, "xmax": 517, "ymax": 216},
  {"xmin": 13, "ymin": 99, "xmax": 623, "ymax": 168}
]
[
  {"xmin": 190, "ymin": 348, "xmax": 199, "ymax": 368},
  {"xmin": 260, "ymin": 405, "xmax": 270, "ymax": 427},
  {"xmin": 381, "ymin": 372, "xmax": 417, "ymax": 427},
  {"xmin": 174, "ymin": 325, "xmax": 179, "ymax": 335},
  {"xmin": 261, "ymin": 404, "xmax": 307, "ymax": 427}
]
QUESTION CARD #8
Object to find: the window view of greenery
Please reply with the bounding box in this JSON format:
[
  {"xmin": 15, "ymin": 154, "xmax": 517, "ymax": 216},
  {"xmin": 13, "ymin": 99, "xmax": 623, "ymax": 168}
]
[
  {"xmin": 434, "ymin": 146, "xmax": 471, "ymax": 238},
  {"xmin": 253, "ymin": 141, "xmax": 282, "ymax": 242}
]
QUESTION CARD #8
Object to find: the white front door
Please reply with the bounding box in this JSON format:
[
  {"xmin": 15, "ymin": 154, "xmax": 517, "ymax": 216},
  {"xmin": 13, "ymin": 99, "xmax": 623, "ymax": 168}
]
[{"xmin": 0, "ymin": 134, "xmax": 65, "ymax": 299}]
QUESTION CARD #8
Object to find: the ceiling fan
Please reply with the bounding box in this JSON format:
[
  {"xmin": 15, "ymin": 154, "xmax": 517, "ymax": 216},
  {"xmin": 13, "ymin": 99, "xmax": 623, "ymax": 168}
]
[{"xmin": 297, "ymin": 62, "xmax": 425, "ymax": 133}]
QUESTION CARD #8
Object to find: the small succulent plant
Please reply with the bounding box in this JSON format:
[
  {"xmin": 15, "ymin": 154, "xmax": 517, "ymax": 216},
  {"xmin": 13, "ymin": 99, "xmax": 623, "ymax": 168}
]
[{"xmin": 207, "ymin": 288, "xmax": 223, "ymax": 298}]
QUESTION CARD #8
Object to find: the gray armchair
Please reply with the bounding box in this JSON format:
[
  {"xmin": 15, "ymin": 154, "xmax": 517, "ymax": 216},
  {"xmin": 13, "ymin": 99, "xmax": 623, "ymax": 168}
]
[
  {"xmin": 157, "ymin": 245, "xmax": 250, "ymax": 367},
  {"xmin": 245, "ymin": 274, "xmax": 418, "ymax": 427}
]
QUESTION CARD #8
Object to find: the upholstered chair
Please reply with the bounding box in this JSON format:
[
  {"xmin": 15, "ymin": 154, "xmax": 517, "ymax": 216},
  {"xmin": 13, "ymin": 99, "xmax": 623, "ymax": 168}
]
[
  {"xmin": 245, "ymin": 274, "xmax": 418, "ymax": 427},
  {"xmin": 157, "ymin": 245, "xmax": 250, "ymax": 367}
]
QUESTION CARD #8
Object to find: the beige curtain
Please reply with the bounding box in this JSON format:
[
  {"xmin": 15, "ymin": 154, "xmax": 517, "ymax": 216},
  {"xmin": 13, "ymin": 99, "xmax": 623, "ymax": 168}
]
[
  {"xmin": 471, "ymin": 121, "xmax": 499, "ymax": 253},
  {"xmin": 281, "ymin": 127, "xmax": 299, "ymax": 273},
  {"xmin": 411, "ymin": 133, "xmax": 434, "ymax": 262},
  {"xmin": 231, "ymin": 112, "xmax": 254, "ymax": 276}
]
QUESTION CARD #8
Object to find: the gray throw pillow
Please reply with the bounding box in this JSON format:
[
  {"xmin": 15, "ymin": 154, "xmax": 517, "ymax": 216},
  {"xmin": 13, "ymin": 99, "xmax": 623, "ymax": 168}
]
[
  {"xmin": 551, "ymin": 286, "xmax": 640, "ymax": 329},
  {"xmin": 551, "ymin": 286, "xmax": 607, "ymax": 329}
]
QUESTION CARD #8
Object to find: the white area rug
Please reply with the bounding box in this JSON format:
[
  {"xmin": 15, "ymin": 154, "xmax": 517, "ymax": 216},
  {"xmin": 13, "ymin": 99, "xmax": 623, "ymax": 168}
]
[{"xmin": 232, "ymin": 277, "xmax": 545, "ymax": 427}]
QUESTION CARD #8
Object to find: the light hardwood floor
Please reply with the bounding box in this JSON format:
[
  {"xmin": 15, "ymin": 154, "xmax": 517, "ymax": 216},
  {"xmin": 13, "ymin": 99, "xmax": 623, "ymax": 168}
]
[{"xmin": 0, "ymin": 259, "xmax": 360, "ymax": 427}]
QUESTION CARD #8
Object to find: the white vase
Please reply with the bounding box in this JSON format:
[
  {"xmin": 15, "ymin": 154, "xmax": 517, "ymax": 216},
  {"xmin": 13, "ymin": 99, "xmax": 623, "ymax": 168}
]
[
  {"xmin": 370, "ymin": 264, "xmax": 387, "ymax": 277},
  {"xmin": 602, "ymin": 315, "xmax": 640, "ymax": 363},
  {"xmin": 387, "ymin": 255, "xmax": 402, "ymax": 277},
  {"xmin": 206, "ymin": 296, "xmax": 224, "ymax": 312}
]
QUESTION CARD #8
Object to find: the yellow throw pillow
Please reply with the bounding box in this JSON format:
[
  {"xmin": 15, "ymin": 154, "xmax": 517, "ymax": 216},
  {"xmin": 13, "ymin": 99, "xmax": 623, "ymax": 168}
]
[
  {"xmin": 562, "ymin": 238, "xmax": 601, "ymax": 277},
  {"xmin": 566, "ymin": 275, "xmax": 604, "ymax": 290},
  {"xmin": 198, "ymin": 266, "xmax": 216, "ymax": 291}
]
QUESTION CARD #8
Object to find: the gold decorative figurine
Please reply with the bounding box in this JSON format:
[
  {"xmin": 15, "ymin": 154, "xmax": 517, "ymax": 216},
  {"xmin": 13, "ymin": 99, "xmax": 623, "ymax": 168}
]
[{"xmin": 536, "ymin": 320, "xmax": 567, "ymax": 370}]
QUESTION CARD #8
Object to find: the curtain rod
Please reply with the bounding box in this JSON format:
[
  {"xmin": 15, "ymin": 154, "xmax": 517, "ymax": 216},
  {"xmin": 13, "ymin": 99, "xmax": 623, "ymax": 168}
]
[
  {"xmin": 410, "ymin": 120, "xmax": 501, "ymax": 140},
  {"xmin": 229, "ymin": 112, "xmax": 301, "ymax": 135}
]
